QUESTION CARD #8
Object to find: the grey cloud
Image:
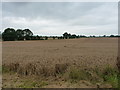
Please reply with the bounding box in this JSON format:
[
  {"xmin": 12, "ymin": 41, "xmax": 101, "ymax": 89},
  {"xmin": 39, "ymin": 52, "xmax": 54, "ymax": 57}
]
[
  {"xmin": 2, "ymin": 2, "xmax": 104, "ymax": 19},
  {"xmin": 2, "ymin": 2, "xmax": 118, "ymax": 35}
]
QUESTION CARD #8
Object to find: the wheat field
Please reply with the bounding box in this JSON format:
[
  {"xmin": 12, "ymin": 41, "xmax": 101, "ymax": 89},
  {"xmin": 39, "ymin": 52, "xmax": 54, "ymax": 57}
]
[{"xmin": 2, "ymin": 38, "xmax": 118, "ymax": 88}]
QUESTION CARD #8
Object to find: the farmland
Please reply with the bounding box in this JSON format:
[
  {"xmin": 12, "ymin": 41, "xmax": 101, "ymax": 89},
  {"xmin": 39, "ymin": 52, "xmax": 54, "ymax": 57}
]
[{"xmin": 2, "ymin": 38, "xmax": 119, "ymax": 88}]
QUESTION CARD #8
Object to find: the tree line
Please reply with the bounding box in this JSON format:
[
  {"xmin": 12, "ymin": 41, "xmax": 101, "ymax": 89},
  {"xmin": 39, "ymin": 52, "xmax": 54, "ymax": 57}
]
[
  {"xmin": 2, "ymin": 28, "xmax": 33, "ymax": 41},
  {"xmin": 1, "ymin": 28, "xmax": 119, "ymax": 41}
]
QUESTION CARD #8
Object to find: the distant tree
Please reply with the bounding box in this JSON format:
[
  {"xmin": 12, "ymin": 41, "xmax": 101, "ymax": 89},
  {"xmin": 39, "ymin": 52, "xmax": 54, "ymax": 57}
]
[
  {"xmin": 79, "ymin": 35, "xmax": 86, "ymax": 38},
  {"xmin": 16, "ymin": 29, "xmax": 24, "ymax": 40},
  {"xmin": 63, "ymin": 32, "xmax": 78, "ymax": 39},
  {"xmin": 103, "ymin": 35, "xmax": 106, "ymax": 37},
  {"xmin": 89, "ymin": 36, "xmax": 92, "ymax": 38},
  {"xmin": 63, "ymin": 32, "xmax": 69, "ymax": 39},
  {"xmin": 45, "ymin": 36, "xmax": 48, "ymax": 40},
  {"xmin": 39, "ymin": 36, "xmax": 44, "ymax": 40},
  {"xmin": 68, "ymin": 33, "xmax": 71, "ymax": 39},
  {"xmin": 110, "ymin": 35, "xmax": 115, "ymax": 37},
  {"xmin": 31, "ymin": 36, "xmax": 35, "ymax": 40},
  {"xmin": 31, "ymin": 35, "xmax": 40, "ymax": 40},
  {"xmin": 71, "ymin": 34, "xmax": 77, "ymax": 39},
  {"xmin": 23, "ymin": 29, "xmax": 33, "ymax": 40},
  {"xmin": 36, "ymin": 35, "xmax": 40, "ymax": 40},
  {"xmin": 2, "ymin": 28, "xmax": 16, "ymax": 41},
  {"xmin": 76, "ymin": 35, "xmax": 79, "ymax": 38},
  {"xmin": 58, "ymin": 36, "xmax": 64, "ymax": 39},
  {"xmin": 53, "ymin": 36, "xmax": 56, "ymax": 40},
  {"xmin": 0, "ymin": 31, "xmax": 2, "ymax": 40}
]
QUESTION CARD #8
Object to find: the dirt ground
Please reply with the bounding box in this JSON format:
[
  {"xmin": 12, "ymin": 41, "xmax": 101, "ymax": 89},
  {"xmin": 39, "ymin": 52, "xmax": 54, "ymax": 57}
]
[{"xmin": 2, "ymin": 38, "xmax": 118, "ymax": 88}]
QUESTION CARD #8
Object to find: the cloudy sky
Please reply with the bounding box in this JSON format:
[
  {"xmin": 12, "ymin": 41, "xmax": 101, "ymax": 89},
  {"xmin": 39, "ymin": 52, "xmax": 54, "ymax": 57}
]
[{"xmin": 2, "ymin": 2, "xmax": 118, "ymax": 36}]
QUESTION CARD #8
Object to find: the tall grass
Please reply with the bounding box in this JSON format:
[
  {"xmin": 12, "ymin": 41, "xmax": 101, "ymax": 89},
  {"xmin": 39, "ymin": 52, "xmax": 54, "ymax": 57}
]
[
  {"xmin": 102, "ymin": 66, "xmax": 119, "ymax": 88},
  {"xmin": 3, "ymin": 63, "xmax": 119, "ymax": 88}
]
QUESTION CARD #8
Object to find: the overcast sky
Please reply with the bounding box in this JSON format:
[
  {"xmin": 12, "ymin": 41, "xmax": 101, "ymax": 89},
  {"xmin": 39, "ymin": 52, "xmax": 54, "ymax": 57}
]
[{"xmin": 2, "ymin": 2, "xmax": 118, "ymax": 36}]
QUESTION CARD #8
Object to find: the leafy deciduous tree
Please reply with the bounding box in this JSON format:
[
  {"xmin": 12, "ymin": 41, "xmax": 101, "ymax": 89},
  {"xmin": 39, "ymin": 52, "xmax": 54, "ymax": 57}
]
[{"xmin": 2, "ymin": 28, "xmax": 16, "ymax": 41}]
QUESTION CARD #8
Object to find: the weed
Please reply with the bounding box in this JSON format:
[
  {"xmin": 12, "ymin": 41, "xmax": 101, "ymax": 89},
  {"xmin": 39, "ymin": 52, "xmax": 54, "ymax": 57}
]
[
  {"xmin": 31, "ymin": 82, "xmax": 37, "ymax": 87},
  {"xmin": 18, "ymin": 80, "xmax": 48, "ymax": 88},
  {"xmin": 0, "ymin": 66, "xmax": 2, "ymax": 74},
  {"xmin": 18, "ymin": 83, "xmax": 33, "ymax": 88},
  {"xmin": 102, "ymin": 66, "xmax": 119, "ymax": 88},
  {"xmin": 69, "ymin": 67, "xmax": 88, "ymax": 81},
  {"xmin": 2, "ymin": 66, "xmax": 9, "ymax": 73},
  {"xmin": 40, "ymin": 81, "xmax": 48, "ymax": 87}
]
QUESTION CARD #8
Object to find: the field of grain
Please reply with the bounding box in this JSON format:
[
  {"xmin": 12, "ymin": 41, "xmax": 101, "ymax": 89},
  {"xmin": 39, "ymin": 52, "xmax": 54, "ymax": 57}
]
[{"xmin": 2, "ymin": 38, "xmax": 119, "ymax": 88}]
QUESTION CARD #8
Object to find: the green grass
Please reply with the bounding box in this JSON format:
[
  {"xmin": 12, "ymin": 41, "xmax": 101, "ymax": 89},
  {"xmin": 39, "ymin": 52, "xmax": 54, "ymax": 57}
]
[
  {"xmin": 39, "ymin": 81, "xmax": 49, "ymax": 87},
  {"xmin": 2, "ymin": 64, "xmax": 120, "ymax": 88},
  {"xmin": 69, "ymin": 67, "xmax": 89, "ymax": 82},
  {"xmin": 67, "ymin": 65, "xmax": 119, "ymax": 88},
  {"xmin": 102, "ymin": 65, "xmax": 119, "ymax": 88},
  {"xmin": 0, "ymin": 66, "xmax": 2, "ymax": 74},
  {"xmin": 18, "ymin": 80, "xmax": 48, "ymax": 88},
  {"xmin": 2, "ymin": 66, "xmax": 9, "ymax": 73}
]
